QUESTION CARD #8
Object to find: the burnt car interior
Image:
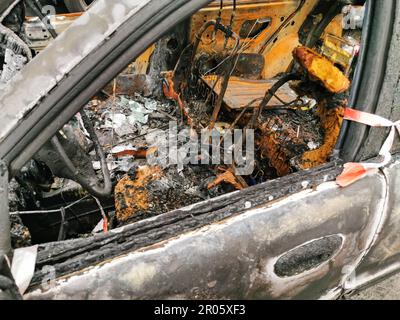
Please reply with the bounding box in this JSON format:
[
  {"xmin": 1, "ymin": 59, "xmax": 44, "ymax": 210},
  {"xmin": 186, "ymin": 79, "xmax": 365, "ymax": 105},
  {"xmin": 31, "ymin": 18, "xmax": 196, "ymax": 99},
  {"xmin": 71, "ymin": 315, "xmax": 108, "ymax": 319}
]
[{"xmin": 0, "ymin": 0, "xmax": 370, "ymax": 297}]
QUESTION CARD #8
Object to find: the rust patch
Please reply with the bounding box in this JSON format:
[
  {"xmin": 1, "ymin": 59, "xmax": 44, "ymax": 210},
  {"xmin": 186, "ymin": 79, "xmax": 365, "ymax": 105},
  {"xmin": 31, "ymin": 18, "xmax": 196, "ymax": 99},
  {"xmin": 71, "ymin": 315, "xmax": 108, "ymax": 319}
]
[
  {"xmin": 190, "ymin": 0, "xmax": 324, "ymax": 79},
  {"xmin": 258, "ymin": 116, "xmax": 295, "ymax": 177},
  {"xmin": 115, "ymin": 166, "xmax": 163, "ymax": 222},
  {"xmin": 300, "ymin": 106, "xmax": 345, "ymax": 169},
  {"xmin": 293, "ymin": 46, "xmax": 351, "ymax": 94},
  {"xmin": 163, "ymin": 71, "xmax": 193, "ymax": 126},
  {"xmin": 257, "ymin": 104, "xmax": 345, "ymax": 175}
]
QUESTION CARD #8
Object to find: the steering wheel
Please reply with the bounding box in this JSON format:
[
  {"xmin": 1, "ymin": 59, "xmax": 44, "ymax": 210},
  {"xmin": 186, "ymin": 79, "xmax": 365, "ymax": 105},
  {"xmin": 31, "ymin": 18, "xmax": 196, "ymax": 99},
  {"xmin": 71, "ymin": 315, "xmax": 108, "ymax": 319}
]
[
  {"xmin": 35, "ymin": 110, "xmax": 112, "ymax": 198},
  {"xmin": 52, "ymin": 110, "xmax": 112, "ymax": 198}
]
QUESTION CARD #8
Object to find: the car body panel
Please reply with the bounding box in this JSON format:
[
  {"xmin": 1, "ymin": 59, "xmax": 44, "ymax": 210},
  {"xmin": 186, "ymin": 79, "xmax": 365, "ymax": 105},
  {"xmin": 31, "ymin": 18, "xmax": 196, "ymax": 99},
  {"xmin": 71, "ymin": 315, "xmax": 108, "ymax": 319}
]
[{"xmin": 25, "ymin": 171, "xmax": 387, "ymax": 299}]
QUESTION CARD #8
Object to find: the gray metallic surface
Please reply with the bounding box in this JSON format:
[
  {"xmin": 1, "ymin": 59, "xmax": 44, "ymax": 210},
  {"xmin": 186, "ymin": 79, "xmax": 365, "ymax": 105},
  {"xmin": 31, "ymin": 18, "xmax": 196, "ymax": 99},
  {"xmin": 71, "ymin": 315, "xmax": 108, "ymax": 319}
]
[{"xmin": 26, "ymin": 173, "xmax": 387, "ymax": 300}]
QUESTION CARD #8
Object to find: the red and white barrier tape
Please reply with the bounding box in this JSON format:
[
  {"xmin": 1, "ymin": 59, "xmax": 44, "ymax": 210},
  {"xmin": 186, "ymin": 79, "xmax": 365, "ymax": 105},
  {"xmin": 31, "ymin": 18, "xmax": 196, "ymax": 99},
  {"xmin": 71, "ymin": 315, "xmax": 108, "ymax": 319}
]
[{"xmin": 336, "ymin": 108, "xmax": 400, "ymax": 187}]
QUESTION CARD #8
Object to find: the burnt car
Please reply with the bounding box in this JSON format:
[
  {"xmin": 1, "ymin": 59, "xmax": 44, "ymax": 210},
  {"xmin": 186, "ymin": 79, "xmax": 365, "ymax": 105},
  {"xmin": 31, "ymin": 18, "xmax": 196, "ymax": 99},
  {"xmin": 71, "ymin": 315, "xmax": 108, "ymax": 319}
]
[{"xmin": 0, "ymin": 0, "xmax": 399, "ymax": 300}]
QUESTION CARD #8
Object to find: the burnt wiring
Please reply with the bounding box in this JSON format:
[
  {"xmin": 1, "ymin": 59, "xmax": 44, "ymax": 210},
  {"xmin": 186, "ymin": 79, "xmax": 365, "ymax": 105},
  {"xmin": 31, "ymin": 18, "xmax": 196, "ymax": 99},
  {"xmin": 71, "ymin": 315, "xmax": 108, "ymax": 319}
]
[
  {"xmin": 201, "ymin": 17, "xmax": 261, "ymax": 115},
  {"xmin": 189, "ymin": 15, "xmax": 241, "ymax": 130},
  {"xmin": 248, "ymin": 73, "xmax": 301, "ymax": 128},
  {"xmin": 212, "ymin": 0, "xmax": 224, "ymax": 41},
  {"xmin": 10, "ymin": 195, "xmax": 90, "ymax": 215},
  {"xmin": 191, "ymin": 20, "xmax": 240, "ymax": 66},
  {"xmin": 197, "ymin": 14, "xmax": 263, "ymax": 129},
  {"xmin": 194, "ymin": 0, "xmax": 242, "ymax": 76},
  {"xmin": 197, "ymin": 12, "xmax": 284, "ymax": 131},
  {"xmin": 223, "ymin": 0, "xmax": 236, "ymax": 49},
  {"xmin": 225, "ymin": 18, "xmax": 260, "ymax": 78},
  {"xmin": 170, "ymin": 2, "xmax": 311, "ymax": 184},
  {"xmin": 259, "ymin": 0, "xmax": 306, "ymax": 54},
  {"xmin": 201, "ymin": 54, "xmax": 232, "ymax": 77},
  {"xmin": 209, "ymin": 14, "xmax": 263, "ymax": 129},
  {"xmin": 201, "ymin": 16, "xmax": 261, "ymax": 77},
  {"xmin": 57, "ymin": 207, "xmax": 67, "ymax": 241},
  {"xmin": 209, "ymin": 15, "xmax": 264, "ymax": 78},
  {"xmin": 209, "ymin": 32, "xmax": 240, "ymax": 129}
]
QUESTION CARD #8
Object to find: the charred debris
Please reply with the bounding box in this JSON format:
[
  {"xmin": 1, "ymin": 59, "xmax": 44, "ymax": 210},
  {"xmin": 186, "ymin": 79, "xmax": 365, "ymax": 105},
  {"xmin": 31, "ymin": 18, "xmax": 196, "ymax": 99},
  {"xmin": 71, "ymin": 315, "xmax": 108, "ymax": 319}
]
[{"xmin": 1, "ymin": 0, "xmax": 364, "ymax": 247}]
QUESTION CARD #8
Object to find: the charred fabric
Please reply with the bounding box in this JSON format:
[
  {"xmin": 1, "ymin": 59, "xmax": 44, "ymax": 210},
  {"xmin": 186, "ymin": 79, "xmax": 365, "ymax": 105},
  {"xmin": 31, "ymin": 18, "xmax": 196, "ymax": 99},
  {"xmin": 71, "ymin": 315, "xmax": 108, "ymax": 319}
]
[{"xmin": 0, "ymin": 0, "xmax": 364, "ymax": 246}]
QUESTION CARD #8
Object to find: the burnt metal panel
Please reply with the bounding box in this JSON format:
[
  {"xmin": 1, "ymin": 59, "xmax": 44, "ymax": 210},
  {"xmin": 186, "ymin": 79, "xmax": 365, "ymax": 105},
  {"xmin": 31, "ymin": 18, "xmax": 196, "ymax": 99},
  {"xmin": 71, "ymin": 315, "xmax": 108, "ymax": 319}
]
[{"xmin": 26, "ymin": 173, "xmax": 387, "ymax": 300}]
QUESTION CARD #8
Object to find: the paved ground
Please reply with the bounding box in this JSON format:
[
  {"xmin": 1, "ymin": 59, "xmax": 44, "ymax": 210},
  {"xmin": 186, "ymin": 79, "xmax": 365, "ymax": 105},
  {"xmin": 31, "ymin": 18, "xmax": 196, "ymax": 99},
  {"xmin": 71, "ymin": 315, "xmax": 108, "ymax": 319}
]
[{"xmin": 348, "ymin": 272, "xmax": 400, "ymax": 300}]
